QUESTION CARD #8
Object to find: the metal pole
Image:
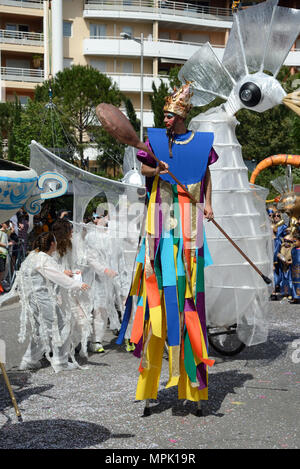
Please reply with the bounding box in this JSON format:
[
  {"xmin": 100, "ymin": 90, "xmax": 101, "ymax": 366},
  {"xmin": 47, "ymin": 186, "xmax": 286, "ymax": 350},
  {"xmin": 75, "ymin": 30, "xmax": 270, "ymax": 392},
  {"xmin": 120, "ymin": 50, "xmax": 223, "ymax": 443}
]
[{"xmin": 140, "ymin": 33, "xmax": 144, "ymax": 142}]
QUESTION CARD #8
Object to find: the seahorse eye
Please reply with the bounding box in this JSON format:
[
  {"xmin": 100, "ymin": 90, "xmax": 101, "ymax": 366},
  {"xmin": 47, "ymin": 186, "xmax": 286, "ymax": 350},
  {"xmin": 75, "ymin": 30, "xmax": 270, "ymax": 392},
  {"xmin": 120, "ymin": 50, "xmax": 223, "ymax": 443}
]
[{"xmin": 239, "ymin": 82, "xmax": 262, "ymax": 107}]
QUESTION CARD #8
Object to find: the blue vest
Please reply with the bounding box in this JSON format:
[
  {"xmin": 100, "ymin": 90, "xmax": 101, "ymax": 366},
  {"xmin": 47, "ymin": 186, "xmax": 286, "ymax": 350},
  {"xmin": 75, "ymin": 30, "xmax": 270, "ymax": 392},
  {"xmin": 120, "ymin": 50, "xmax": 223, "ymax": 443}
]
[{"xmin": 147, "ymin": 128, "xmax": 214, "ymax": 186}]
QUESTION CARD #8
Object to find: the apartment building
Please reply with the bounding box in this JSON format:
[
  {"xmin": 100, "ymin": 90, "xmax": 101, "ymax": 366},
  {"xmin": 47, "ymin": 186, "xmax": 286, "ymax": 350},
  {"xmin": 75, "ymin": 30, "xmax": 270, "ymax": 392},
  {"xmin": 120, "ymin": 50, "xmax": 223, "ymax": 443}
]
[{"xmin": 0, "ymin": 0, "xmax": 299, "ymax": 128}]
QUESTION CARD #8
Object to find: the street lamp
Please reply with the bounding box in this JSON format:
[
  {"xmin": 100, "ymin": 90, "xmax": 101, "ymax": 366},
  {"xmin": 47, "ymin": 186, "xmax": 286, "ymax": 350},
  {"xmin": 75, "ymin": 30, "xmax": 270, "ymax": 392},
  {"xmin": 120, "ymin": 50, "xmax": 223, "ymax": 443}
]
[{"xmin": 120, "ymin": 32, "xmax": 144, "ymax": 141}]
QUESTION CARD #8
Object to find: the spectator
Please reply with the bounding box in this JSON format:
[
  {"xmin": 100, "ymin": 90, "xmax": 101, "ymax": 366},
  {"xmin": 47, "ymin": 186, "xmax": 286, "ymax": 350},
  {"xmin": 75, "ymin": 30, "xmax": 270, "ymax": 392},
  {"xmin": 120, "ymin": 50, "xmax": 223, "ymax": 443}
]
[
  {"xmin": 277, "ymin": 234, "xmax": 294, "ymax": 299},
  {"xmin": 17, "ymin": 213, "xmax": 29, "ymax": 255},
  {"xmin": 56, "ymin": 208, "xmax": 71, "ymax": 221},
  {"xmin": 290, "ymin": 231, "xmax": 300, "ymax": 304},
  {"xmin": 270, "ymin": 210, "xmax": 288, "ymax": 300},
  {"xmin": 0, "ymin": 222, "xmax": 9, "ymax": 294}
]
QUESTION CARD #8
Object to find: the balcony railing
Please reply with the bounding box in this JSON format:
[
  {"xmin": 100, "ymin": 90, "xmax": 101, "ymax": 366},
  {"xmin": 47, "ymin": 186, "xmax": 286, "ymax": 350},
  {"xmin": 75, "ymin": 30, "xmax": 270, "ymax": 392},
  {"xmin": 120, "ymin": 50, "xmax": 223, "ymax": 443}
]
[
  {"xmin": 0, "ymin": 66, "xmax": 44, "ymax": 82},
  {"xmin": 0, "ymin": 0, "xmax": 43, "ymax": 8},
  {"xmin": 0, "ymin": 29, "xmax": 43, "ymax": 46},
  {"xmin": 84, "ymin": 0, "xmax": 233, "ymax": 21},
  {"xmin": 88, "ymin": 35, "xmax": 226, "ymax": 48}
]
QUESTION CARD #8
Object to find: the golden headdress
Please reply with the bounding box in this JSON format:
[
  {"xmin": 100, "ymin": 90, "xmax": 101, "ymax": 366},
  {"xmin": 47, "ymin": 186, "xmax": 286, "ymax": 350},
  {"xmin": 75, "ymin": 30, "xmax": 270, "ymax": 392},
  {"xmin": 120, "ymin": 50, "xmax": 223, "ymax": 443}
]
[{"xmin": 163, "ymin": 82, "xmax": 193, "ymax": 119}]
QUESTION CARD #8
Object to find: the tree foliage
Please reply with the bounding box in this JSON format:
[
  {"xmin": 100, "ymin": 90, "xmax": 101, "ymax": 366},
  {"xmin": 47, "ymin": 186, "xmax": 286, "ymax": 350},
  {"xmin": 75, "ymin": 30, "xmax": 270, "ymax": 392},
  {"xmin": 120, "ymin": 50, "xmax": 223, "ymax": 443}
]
[
  {"xmin": 149, "ymin": 79, "xmax": 170, "ymax": 128},
  {"xmin": 34, "ymin": 65, "xmax": 123, "ymax": 166}
]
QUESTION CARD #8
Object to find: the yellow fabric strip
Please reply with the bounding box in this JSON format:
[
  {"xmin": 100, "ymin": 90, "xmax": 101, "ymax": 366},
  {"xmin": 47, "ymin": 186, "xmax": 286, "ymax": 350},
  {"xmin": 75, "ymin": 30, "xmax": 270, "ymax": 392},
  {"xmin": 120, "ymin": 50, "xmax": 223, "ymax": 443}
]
[
  {"xmin": 146, "ymin": 175, "xmax": 159, "ymax": 235},
  {"xmin": 149, "ymin": 305, "xmax": 162, "ymax": 338},
  {"xmin": 166, "ymin": 345, "xmax": 180, "ymax": 388},
  {"xmin": 130, "ymin": 262, "xmax": 143, "ymax": 296}
]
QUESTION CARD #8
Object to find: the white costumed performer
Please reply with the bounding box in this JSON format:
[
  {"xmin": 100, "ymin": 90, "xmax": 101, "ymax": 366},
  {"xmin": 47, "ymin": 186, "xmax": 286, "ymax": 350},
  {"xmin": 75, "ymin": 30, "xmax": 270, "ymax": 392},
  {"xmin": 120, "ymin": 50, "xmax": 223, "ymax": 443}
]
[{"xmin": 10, "ymin": 232, "xmax": 89, "ymax": 372}]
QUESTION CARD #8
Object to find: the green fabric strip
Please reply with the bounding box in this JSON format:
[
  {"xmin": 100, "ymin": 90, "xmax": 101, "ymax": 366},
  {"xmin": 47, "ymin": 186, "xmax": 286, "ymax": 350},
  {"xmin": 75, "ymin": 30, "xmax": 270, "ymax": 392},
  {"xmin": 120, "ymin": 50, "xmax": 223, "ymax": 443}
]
[
  {"xmin": 177, "ymin": 276, "xmax": 186, "ymax": 313},
  {"xmin": 184, "ymin": 328, "xmax": 197, "ymax": 384},
  {"xmin": 196, "ymin": 252, "xmax": 205, "ymax": 294}
]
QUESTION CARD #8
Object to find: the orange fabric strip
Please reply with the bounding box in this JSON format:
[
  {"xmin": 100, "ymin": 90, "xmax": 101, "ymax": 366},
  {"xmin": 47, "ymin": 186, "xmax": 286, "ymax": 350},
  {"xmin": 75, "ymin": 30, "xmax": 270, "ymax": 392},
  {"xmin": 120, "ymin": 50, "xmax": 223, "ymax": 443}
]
[
  {"xmin": 145, "ymin": 271, "xmax": 161, "ymax": 309},
  {"xmin": 130, "ymin": 305, "xmax": 144, "ymax": 344},
  {"xmin": 185, "ymin": 310, "xmax": 215, "ymax": 367},
  {"xmin": 177, "ymin": 185, "xmax": 191, "ymax": 276}
]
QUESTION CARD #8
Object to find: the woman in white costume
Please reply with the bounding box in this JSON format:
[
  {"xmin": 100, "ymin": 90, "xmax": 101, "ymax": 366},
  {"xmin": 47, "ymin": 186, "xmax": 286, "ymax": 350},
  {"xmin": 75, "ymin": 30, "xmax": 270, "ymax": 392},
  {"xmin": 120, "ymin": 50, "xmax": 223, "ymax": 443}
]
[
  {"xmin": 16, "ymin": 232, "xmax": 89, "ymax": 372},
  {"xmin": 85, "ymin": 218, "xmax": 125, "ymax": 353},
  {"xmin": 51, "ymin": 219, "xmax": 92, "ymax": 358}
]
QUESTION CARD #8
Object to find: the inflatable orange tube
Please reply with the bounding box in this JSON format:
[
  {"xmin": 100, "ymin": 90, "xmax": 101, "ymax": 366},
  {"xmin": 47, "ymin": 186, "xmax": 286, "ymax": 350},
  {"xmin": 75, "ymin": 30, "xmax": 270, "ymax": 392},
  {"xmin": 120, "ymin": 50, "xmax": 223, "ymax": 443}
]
[{"xmin": 250, "ymin": 154, "xmax": 300, "ymax": 184}]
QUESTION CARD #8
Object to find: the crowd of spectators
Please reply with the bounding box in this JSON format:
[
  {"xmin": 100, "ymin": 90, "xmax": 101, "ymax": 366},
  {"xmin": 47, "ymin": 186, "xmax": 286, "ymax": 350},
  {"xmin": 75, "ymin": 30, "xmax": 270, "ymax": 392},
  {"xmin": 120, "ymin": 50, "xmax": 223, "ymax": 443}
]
[{"xmin": 269, "ymin": 207, "xmax": 300, "ymax": 304}]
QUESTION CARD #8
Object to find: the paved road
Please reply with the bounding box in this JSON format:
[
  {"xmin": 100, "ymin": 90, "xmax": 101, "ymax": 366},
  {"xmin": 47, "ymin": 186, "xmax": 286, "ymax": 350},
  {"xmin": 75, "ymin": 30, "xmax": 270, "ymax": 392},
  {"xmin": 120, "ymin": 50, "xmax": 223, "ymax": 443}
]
[{"xmin": 0, "ymin": 297, "xmax": 299, "ymax": 450}]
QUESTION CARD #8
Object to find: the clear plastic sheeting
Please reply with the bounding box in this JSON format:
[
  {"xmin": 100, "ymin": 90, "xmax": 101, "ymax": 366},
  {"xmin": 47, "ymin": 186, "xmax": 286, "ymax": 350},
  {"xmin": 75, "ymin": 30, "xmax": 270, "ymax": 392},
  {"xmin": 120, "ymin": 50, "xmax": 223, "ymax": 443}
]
[
  {"xmin": 29, "ymin": 141, "xmax": 146, "ymax": 298},
  {"xmin": 71, "ymin": 221, "xmax": 137, "ymax": 331},
  {"xmin": 232, "ymin": 0, "xmax": 278, "ymax": 74},
  {"xmin": 222, "ymin": 0, "xmax": 300, "ymax": 79},
  {"xmin": 189, "ymin": 106, "xmax": 273, "ymax": 346},
  {"xmin": 178, "ymin": 43, "xmax": 234, "ymax": 107},
  {"xmin": 122, "ymin": 146, "xmax": 141, "ymax": 175},
  {"xmin": 263, "ymin": 5, "xmax": 300, "ymax": 77},
  {"xmin": 29, "ymin": 140, "xmax": 146, "ymax": 225},
  {"xmin": 271, "ymin": 174, "xmax": 293, "ymax": 194}
]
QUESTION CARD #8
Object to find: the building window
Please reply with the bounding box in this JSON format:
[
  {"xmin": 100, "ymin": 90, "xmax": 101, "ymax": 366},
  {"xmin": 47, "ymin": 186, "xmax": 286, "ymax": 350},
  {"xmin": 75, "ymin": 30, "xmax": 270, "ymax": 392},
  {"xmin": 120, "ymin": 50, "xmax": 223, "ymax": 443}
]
[
  {"xmin": 63, "ymin": 21, "xmax": 72, "ymax": 37},
  {"xmin": 6, "ymin": 58, "xmax": 31, "ymax": 69},
  {"xmin": 159, "ymin": 31, "xmax": 170, "ymax": 40},
  {"xmin": 6, "ymin": 24, "xmax": 29, "ymax": 33},
  {"xmin": 122, "ymin": 61, "xmax": 134, "ymax": 74},
  {"xmin": 122, "ymin": 26, "xmax": 133, "ymax": 37},
  {"xmin": 63, "ymin": 58, "xmax": 73, "ymax": 69},
  {"xmin": 90, "ymin": 59, "xmax": 107, "ymax": 73},
  {"xmin": 90, "ymin": 24, "xmax": 107, "ymax": 38},
  {"xmin": 181, "ymin": 33, "xmax": 209, "ymax": 44}
]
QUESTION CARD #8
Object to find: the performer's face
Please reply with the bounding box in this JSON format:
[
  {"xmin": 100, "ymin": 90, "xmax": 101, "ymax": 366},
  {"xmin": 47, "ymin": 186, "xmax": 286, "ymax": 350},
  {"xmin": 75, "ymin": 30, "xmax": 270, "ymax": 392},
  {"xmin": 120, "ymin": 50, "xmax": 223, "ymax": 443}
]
[{"xmin": 164, "ymin": 112, "xmax": 177, "ymax": 129}]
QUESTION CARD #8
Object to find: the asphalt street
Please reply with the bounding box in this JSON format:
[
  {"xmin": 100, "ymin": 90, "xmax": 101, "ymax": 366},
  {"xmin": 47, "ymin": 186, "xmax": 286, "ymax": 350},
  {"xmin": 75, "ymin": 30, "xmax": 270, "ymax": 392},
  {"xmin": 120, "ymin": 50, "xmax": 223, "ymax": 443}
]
[{"xmin": 0, "ymin": 296, "xmax": 299, "ymax": 451}]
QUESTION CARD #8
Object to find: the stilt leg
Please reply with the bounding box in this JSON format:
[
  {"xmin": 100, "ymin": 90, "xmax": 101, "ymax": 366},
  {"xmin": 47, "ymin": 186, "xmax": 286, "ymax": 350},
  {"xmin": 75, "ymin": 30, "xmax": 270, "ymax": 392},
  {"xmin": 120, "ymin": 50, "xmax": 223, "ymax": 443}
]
[
  {"xmin": 143, "ymin": 399, "xmax": 151, "ymax": 416},
  {"xmin": 0, "ymin": 362, "xmax": 22, "ymax": 422},
  {"xmin": 196, "ymin": 400, "xmax": 202, "ymax": 417}
]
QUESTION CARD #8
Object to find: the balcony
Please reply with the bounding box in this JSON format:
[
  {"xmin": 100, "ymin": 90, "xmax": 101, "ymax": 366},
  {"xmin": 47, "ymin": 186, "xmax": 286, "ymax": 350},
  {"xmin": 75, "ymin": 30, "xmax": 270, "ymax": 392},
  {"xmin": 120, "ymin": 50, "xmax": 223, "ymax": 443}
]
[
  {"xmin": 0, "ymin": 29, "xmax": 43, "ymax": 46},
  {"xmin": 84, "ymin": 36, "xmax": 225, "ymax": 62},
  {"xmin": 106, "ymin": 71, "xmax": 168, "ymax": 92},
  {"xmin": 0, "ymin": 0, "xmax": 43, "ymax": 8},
  {"xmin": 1, "ymin": 66, "xmax": 44, "ymax": 83},
  {"xmin": 84, "ymin": 37, "xmax": 300, "ymax": 68},
  {"xmin": 84, "ymin": 0, "xmax": 233, "ymax": 28}
]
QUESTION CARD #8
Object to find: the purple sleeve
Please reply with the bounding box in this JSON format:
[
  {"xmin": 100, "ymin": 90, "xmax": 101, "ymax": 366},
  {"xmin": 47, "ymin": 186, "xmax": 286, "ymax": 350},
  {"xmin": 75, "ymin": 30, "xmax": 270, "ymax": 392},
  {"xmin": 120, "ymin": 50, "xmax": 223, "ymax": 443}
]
[
  {"xmin": 208, "ymin": 147, "xmax": 219, "ymax": 166},
  {"xmin": 136, "ymin": 139, "xmax": 157, "ymax": 168}
]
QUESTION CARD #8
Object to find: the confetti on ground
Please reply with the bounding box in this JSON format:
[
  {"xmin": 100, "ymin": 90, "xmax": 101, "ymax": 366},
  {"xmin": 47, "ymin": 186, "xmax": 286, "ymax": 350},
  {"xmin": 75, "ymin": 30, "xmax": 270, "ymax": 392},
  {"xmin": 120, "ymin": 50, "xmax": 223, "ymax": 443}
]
[
  {"xmin": 169, "ymin": 439, "xmax": 177, "ymax": 443},
  {"xmin": 231, "ymin": 401, "xmax": 245, "ymax": 405}
]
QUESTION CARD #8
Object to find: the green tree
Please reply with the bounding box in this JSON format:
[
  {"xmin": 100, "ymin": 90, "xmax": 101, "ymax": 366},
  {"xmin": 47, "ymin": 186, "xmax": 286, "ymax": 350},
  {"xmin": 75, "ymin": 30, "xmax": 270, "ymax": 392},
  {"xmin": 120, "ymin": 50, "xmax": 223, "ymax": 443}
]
[
  {"xmin": 12, "ymin": 100, "xmax": 69, "ymax": 166},
  {"xmin": 123, "ymin": 96, "xmax": 140, "ymax": 134},
  {"xmin": 149, "ymin": 79, "xmax": 170, "ymax": 128},
  {"xmin": 34, "ymin": 65, "xmax": 123, "ymax": 167},
  {"xmin": 168, "ymin": 66, "xmax": 181, "ymax": 90}
]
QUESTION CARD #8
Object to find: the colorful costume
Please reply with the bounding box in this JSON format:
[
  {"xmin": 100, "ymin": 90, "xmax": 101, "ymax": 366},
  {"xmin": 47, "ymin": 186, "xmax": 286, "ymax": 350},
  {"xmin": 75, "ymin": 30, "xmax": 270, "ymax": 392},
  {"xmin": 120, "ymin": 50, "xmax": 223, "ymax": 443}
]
[
  {"xmin": 118, "ymin": 84, "xmax": 218, "ymax": 401},
  {"xmin": 291, "ymin": 246, "xmax": 300, "ymax": 301}
]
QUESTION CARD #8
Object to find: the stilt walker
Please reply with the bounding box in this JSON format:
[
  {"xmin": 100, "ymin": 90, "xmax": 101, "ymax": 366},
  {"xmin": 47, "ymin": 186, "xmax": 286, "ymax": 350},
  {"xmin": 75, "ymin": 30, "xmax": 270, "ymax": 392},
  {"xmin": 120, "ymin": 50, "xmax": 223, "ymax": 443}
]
[{"xmin": 117, "ymin": 83, "xmax": 218, "ymax": 415}]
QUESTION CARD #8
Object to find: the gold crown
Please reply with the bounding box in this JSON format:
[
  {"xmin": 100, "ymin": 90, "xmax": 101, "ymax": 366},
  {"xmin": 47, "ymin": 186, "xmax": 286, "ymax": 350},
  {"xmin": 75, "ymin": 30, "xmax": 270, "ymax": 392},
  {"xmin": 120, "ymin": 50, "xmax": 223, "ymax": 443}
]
[{"xmin": 163, "ymin": 82, "xmax": 193, "ymax": 118}]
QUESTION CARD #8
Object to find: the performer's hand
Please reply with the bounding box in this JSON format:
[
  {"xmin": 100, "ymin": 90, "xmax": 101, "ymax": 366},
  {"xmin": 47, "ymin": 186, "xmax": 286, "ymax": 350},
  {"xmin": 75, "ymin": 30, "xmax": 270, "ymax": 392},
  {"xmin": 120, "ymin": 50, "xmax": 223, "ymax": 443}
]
[
  {"xmin": 64, "ymin": 269, "xmax": 73, "ymax": 277},
  {"xmin": 204, "ymin": 204, "xmax": 214, "ymax": 222},
  {"xmin": 155, "ymin": 161, "xmax": 169, "ymax": 175},
  {"xmin": 104, "ymin": 268, "xmax": 118, "ymax": 278},
  {"xmin": 81, "ymin": 283, "xmax": 90, "ymax": 291}
]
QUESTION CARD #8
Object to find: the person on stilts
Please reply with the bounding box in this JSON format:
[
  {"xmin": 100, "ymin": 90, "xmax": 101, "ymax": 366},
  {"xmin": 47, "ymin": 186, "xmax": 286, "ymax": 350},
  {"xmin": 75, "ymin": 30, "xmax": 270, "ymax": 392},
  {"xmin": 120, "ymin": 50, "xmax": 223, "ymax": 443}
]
[{"xmin": 118, "ymin": 82, "xmax": 218, "ymax": 415}]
